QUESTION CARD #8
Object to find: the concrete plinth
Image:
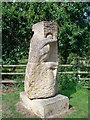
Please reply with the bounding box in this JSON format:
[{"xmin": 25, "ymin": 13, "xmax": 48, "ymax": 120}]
[{"xmin": 20, "ymin": 92, "xmax": 69, "ymax": 118}]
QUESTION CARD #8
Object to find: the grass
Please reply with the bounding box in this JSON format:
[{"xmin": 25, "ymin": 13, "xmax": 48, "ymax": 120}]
[
  {"xmin": 2, "ymin": 84, "xmax": 25, "ymax": 118},
  {"xmin": 63, "ymin": 86, "xmax": 88, "ymax": 118},
  {"xmin": 2, "ymin": 82, "xmax": 88, "ymax": 119},
  {"xmin": 2, "ymin": 92, "xmax": 24, "ymax": 118},
  {"xmin": 58, "ymin": 78, "xmax": 88, "ymax": 119}
]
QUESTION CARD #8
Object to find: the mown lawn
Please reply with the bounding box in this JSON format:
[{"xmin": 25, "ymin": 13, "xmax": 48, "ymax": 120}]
[
  {"xmin": 63, "ymin": 86, "xmax": 88, "ymax": 118},
  {"xmin": 2, "ymin": 83, "xmax": 88, "ymax": 119}
]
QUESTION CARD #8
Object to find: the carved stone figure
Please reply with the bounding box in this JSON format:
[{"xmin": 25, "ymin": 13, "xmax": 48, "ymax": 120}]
[
  {"xmin": 19, "ymin": 21, "xmax": 69, "ymax": 118},
  {"xmin": 24, "ymin": 21, "xmax": 58, "ymax": 99}
]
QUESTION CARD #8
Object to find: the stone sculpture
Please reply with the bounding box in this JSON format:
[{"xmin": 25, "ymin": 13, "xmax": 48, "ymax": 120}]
[
  {"xmin": 19, "ymin": 21, "xmax": 69, "ymax": 118},
  {"xmin": 24, "ymin": 21, "xmax": 58, "ymax": 99}
]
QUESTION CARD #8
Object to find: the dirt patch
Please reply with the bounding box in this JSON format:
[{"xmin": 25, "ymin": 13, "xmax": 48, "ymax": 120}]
[
  {"xmin": 2, "ymin": 84, "xmax": 19, "ymax": 93},
  {"xmin": 64, "ymin": 106, "xmax": 75, "ymax": 117},
  {"xmin": 16, "ymin": 102, "xmax": 39, "ymax": 118}
]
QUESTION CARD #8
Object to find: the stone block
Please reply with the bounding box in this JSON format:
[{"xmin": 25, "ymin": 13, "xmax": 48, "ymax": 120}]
[
  {"xmin": 24, "ymin": 21, "xmax": 58, "ymax": 99},
  {"xmin": 20, "ymin": 92, "xmax": 69, "ymax": 118}
]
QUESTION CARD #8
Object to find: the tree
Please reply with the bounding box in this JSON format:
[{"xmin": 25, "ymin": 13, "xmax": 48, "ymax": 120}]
[{"xmin": 2, "ymin": 2, "xmax": 90, "ymax": 64}]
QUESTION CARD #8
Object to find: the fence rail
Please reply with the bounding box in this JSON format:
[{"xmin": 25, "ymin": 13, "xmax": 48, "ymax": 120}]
[
  {"xmin": 1, "ymin": 71, "xmax": 90, "ymax": 75},
  {"xmin": 0, "ymin": 64, "xmax": 90, "ymax": 67},
  {"xmin": 58, "ymin": 71, "xmax": 90, "ymax": 74},
  {"xmin": 1, "ymin": 65, "xmax": 26, "ymax": 67},
  {"xmin": 1, "ymin": 72, "xmax": 25, "ymax": 75}
]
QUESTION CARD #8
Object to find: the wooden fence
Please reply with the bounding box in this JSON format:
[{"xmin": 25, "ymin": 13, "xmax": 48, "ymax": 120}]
[{"xmin": 0, "ymin": 64, "xmax": 90, "ymax": 84}]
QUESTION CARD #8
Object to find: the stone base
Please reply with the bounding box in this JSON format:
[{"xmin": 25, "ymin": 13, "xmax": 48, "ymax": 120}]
[{"xmin": 20, "ymin": 92, "xmax": 69, "ymax": 118}]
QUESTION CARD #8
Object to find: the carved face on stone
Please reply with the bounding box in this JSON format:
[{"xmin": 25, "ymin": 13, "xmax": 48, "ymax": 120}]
[{"xmin": 24, "ymin": 21, "xmax": 58, "ymax": 99}]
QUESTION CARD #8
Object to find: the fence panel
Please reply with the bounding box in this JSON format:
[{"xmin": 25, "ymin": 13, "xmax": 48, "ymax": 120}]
[{"xmin": 0, "ymin": 64, "xmax": 90, "ymax": 84}]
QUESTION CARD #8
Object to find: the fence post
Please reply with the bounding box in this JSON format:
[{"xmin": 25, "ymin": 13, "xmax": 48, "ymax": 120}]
[{"xmin": 78, "ymin": 69, "xmax": 81, "ymax": 82}]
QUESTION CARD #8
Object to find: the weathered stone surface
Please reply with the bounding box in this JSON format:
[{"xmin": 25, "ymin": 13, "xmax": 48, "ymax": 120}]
[
  {"xmin": 20, "ymin": 92, "xmax": 69, "ymax": 118},
  {"xmin": 24, "ymin": 21, "xmax": 58, "ymax": 99}
]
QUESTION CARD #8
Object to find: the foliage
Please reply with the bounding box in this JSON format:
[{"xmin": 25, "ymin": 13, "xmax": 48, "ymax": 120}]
[
  {"xmin": 57, "ymin": 55, "xmax": 89, "ymax": 91},
  {"xmin": 2, "ymin": 3, "xmax": 31, "ymax": 64},
  {"xmin": 2, "ymin": 2, "xmax": 90, "ymax": 64}
]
